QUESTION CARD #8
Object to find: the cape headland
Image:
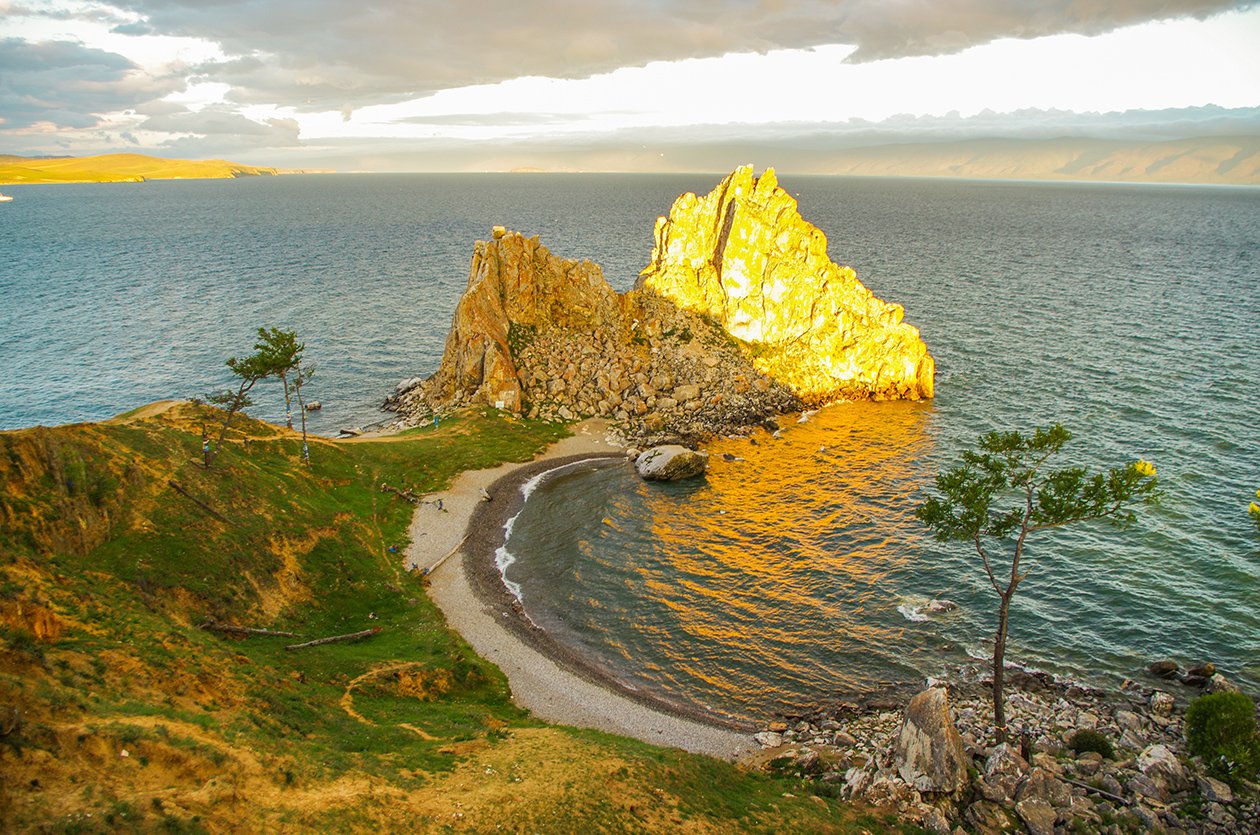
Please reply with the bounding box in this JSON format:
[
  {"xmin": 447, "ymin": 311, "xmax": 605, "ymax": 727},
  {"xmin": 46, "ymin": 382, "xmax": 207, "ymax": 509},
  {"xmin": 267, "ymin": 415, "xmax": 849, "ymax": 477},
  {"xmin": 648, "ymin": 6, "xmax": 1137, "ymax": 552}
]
[{"xmin": 386, "ymin": 165, "xmax": 934, "ymax": 442}]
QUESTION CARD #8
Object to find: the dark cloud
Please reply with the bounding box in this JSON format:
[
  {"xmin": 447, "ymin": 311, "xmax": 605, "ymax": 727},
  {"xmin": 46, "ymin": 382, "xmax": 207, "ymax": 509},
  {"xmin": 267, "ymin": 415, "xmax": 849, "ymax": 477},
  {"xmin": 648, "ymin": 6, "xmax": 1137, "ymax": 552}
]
[
  {"xmin": 0, "ymin": 38, "xmax": 177, "ymax": 130},
  {"xmin": 106, "ymin": 0, "xmax": 1255, "ymax": 110}
]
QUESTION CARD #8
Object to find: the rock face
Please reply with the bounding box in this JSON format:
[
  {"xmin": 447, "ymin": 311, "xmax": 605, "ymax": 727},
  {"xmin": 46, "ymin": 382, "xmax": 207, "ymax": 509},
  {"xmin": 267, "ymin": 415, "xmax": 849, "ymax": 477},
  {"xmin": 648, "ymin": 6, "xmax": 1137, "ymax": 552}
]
[
  {"xmin": 413, "ymin": 227, "xmax": 624, "ymax": 415},
  {"xmin": 635, "ymin": 445, "xmax": 708, "ymax": 481},
  {"xmin": 388, "ymin": 228, "xmax": 803, "ymax": 440},
  {"xmin": 895, "ymin": 687, "xmax": 969, "ymax": 795},
  {"xmin": 387, "ymin": 167, "xmax": 934, "ymax": 439},
  {"xmin": 638, "ymin": 165, "xmax": 935, "ymax": 403}
]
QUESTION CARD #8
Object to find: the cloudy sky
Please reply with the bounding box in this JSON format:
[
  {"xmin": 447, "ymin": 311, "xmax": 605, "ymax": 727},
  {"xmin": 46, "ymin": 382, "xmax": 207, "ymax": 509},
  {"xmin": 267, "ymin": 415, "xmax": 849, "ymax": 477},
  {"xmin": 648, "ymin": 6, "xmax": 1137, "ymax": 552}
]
[{"xmin": 3, "ymin": 0, "xmax": 1259, "ymax": 170}]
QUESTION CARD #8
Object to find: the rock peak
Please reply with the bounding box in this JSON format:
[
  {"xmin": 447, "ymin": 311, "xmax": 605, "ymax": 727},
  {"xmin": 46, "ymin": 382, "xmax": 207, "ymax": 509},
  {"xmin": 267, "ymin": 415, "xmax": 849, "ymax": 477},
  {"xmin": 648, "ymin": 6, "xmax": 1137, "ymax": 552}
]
[
  {"xmin": 638, "ymin": 165, "xmax": 934, "ymax": 402},
  {"xmin": 388, "ymin": 169, "xmax": 935, "ymax": 440}
]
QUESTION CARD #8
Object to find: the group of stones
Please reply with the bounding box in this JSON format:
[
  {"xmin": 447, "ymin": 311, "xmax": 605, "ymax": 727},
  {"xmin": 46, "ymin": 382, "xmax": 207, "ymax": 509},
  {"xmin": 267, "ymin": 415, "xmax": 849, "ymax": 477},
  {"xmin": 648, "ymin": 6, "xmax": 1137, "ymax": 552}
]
[{"xmin": 753, "ymin": 664, "xmax": 1256, "ymax": 834}]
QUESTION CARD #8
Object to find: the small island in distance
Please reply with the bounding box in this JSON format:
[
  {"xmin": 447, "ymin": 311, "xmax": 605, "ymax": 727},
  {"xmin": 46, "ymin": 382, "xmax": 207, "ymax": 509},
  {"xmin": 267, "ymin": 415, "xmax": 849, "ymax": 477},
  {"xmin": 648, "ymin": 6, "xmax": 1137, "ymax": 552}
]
[{"xmin": 0, "ymin": 153, "xmax": 333, "ymax": 185}]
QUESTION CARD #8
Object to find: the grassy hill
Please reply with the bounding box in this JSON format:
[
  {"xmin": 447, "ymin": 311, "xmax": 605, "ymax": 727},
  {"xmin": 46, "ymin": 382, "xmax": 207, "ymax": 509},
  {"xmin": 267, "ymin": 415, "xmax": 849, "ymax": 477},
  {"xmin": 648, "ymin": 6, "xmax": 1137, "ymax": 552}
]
[
  {"xmin": 0, "ymin": 402, "xmax": 907, "ymax": 832},
  {"xmin": 0, "ymin": 154, "xmax": 283, "ymax": 185}
]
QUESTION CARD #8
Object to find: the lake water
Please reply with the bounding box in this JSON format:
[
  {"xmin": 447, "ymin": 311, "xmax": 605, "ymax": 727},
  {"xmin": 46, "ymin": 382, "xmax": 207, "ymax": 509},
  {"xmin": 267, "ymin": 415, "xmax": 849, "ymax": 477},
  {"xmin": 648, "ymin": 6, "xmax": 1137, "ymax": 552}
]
[{"xmin": 3, "ymin": 174, "xmax": 1258, "ymax": 722}]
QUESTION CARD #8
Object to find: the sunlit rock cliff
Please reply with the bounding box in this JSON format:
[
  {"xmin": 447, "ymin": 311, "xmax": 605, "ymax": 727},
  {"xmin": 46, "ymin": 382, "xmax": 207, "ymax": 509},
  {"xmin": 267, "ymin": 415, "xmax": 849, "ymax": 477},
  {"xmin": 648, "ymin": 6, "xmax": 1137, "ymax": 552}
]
[
  {"xmin": 388, "ymin": 226, "xmax": 801, "ymax": 440},
  {"xmin": 638, "ymin": 165, "xmax": 934, "ymax": 402},
  {"xmin": 388, "ymin": 168, "xmax": 934, "ymax": 440}
]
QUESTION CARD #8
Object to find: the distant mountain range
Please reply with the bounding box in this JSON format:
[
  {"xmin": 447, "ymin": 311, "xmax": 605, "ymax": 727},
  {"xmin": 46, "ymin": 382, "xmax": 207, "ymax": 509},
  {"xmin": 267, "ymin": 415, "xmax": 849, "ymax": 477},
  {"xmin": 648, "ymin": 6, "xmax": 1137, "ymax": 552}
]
[
  {"xmin": 0, "ymin": 153, "xmax": 328, "ymax": 185},
  {"xmin": 4, "ymin": 136, "xmax": 1258, "ymax": 185},
  {"xmin": 799, "ymin": 135, "xmax": 1260, "ymax": 185}
]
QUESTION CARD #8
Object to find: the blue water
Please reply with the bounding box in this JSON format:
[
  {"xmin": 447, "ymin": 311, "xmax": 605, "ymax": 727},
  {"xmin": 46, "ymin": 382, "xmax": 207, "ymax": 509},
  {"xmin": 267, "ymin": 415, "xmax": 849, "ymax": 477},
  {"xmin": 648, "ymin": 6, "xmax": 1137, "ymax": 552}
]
[{"xmin": 3, "ymin": 174, "xmax": 1258, "ymax": 722}]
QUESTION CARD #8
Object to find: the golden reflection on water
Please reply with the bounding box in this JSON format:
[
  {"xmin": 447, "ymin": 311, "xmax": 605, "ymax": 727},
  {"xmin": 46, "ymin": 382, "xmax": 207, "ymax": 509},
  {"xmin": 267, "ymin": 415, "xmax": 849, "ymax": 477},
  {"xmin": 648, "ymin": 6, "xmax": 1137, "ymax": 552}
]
[{"xmin": 612, "ymin": 400, "xmax": 938, "ymax": 707}]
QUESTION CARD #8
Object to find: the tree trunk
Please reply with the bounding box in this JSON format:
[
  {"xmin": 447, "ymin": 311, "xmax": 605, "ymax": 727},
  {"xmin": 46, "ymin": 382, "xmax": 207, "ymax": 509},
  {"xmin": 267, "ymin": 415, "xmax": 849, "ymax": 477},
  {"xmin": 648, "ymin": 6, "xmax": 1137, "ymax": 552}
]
[
  {"xmin": 295, "ymin": 375, "xmax": 310, "ymax": 465},
  {"xmin": 280, "ymin": 370, "xmax": 293, "ymax": 429},
  {"xmin": 993, "ymin": 591, "xmax": 1012, "ymax": 743}
]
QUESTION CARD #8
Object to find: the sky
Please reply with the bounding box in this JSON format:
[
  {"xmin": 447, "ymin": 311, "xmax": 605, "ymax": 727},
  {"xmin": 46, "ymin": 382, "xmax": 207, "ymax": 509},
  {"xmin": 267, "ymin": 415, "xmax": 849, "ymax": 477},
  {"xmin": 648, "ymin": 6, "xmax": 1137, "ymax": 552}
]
[{"xmin": 3, "ymin": 0, "xmax": 1260, "ymax": 171}]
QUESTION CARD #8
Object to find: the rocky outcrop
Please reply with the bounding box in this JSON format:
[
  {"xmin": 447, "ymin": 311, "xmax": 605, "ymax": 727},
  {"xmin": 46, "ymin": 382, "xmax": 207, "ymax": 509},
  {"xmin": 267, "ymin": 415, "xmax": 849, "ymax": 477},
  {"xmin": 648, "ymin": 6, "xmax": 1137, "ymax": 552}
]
[
  {"xmin": 635, "ymin": 445, "xmax": 708, "ymax": 481},
  {"xmin": 387, "ymin": 228, "xmax": 802, "ymax": 441},
  {"xmin": 387, "ymin": 167, "xmax": 934, "ymax": 439},
  {"xmin": 638, "ymin": 165, "xmax": 934, "ymax": 403},
  {"xmin": 754, "ymin": 667, "xmax": 1260, "ymax": 834},
  {"xmin": 894, "ymin": 687, "xmax": 968, "ymax": 794},
  {"xmin": 408, "ymin": 226, "xmax": 624, "ymax": 415}
]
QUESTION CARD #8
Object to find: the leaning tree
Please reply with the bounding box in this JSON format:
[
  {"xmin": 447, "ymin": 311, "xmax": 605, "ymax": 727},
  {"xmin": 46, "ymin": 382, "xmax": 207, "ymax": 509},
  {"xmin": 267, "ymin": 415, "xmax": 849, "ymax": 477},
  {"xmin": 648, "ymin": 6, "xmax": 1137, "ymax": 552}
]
[{"xmin": 915, "ymin": 424, "xmax": 1160, "ymax": 743}]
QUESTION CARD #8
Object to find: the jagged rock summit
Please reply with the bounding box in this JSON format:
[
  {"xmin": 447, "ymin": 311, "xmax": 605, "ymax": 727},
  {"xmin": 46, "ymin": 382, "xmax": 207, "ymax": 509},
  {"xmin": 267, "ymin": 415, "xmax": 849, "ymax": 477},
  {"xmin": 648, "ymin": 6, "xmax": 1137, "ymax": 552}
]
[
  {"xmin": 638, "ymin": 165, "xmax": 934, "ymax": 403},
  {"xmin": 387, "ymin": 168, "xmax": 935, "ymax": 439}
]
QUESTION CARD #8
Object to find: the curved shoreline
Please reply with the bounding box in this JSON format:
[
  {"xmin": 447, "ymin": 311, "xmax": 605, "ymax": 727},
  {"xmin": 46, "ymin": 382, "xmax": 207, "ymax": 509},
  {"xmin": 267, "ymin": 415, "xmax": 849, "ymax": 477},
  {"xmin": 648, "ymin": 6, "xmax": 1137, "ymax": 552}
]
[{"xmin": 408, "ymin": 422, "xmax": 753, "ymax": 759}]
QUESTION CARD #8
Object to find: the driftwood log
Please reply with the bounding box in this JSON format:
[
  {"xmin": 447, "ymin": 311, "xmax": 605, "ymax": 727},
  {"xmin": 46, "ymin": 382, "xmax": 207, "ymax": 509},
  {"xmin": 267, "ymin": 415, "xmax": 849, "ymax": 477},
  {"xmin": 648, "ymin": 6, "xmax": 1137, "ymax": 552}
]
[
  {"xmin": 284, "ymin": 627, "xmax": 381, "ymax": 651},
  {"xmin": 380, "ymin": 482, "xmax": 420, "ymax": 504},
  {"xmin": 169, "ymin": 480, "xmax": 230, "ymax": 523},
  {"xmin": 199, "ymin": 619, "xmax": 301, "ymax": 638},
  {"xmin": 1064, "ymin": 777, "xmax": 1130, "ymax": 806}
]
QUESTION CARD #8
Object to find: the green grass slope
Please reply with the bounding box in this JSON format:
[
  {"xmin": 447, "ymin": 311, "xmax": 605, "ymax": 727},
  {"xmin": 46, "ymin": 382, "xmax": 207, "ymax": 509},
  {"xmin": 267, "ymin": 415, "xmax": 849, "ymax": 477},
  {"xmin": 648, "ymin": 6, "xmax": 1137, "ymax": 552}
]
[
  {"xmin": 0, "ymin": 402, "xmax": 908, "ymax": 833},
  {"xmin": 0, "ymin": 154, "xmax": 280, "ymax": 185}
]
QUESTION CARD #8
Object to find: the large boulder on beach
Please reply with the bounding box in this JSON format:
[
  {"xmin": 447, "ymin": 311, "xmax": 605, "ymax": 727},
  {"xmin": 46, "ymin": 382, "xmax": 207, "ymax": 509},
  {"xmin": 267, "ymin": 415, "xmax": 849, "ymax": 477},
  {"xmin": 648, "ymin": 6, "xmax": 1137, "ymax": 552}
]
[
  {"xmin": 895, "ymin": 687, "xmax": 969, "ymax": 795},
  {"xmin": 635, "ymin": 445, "xmax": 708, "ymax": 481}
]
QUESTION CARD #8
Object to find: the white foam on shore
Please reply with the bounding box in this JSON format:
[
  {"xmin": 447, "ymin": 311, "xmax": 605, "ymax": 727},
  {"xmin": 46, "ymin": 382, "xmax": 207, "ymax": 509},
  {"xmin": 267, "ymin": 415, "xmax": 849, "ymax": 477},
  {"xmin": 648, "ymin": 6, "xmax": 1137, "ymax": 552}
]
[
  {"xmin": 897, "ymin": 603, "xmax": 930, "ymax": 622},
  {"xmin": 497, "ymin": 457, "xmax": 618, "ymax": 606}
]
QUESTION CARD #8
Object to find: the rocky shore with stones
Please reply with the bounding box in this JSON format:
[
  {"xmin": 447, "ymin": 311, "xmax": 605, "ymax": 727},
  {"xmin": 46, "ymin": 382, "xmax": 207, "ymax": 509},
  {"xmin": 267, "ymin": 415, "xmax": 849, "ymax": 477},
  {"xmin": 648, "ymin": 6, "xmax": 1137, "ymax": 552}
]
[{"xmin": 751, "ymin": 661, "xmax": 1258, "ymax": 834}]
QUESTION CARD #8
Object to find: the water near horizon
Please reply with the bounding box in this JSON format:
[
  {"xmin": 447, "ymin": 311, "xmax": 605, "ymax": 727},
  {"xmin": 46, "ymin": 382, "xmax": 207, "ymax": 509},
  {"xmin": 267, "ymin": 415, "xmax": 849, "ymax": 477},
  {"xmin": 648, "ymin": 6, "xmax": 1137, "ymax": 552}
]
[{"xmin": 3, "ymin": 174, "xmax": 1258, "ymax": 722}]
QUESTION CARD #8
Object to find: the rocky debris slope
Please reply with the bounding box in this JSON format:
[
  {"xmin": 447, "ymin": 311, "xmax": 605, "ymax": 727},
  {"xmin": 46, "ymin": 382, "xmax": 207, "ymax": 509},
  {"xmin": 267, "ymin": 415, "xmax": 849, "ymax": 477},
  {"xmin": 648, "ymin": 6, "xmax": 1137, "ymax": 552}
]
[
  {"xmin": 638, "ymin": 165, "xmax": 935, "ymax": 403},
  {"xmin": 386, "ymin": 227, "xmax": 802, "ymax": 442},
  {"xmin": 751, "ymin": 667, "xmax": 1258, "ymax": 834},
  {"xmin": 386, "ymin": 167, "xmax": 934, "ymax": 441}
]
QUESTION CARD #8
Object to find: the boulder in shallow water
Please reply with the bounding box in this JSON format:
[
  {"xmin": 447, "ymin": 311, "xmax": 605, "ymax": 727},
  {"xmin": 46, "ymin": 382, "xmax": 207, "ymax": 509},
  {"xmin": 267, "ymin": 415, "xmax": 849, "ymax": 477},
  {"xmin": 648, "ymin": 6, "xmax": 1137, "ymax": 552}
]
[{"xmin": 635, "ymin": 445, "xmax": 708, "ymax": 481}]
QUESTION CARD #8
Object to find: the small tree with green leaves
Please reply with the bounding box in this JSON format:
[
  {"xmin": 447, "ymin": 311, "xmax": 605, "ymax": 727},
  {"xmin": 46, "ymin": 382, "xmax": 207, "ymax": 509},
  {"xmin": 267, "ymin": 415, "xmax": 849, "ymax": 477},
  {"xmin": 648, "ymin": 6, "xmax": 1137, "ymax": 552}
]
[
  {"xmin": 915, "ymin": 425, "xmax": 1160, "ymax": 743},
  {"xmin": 203, "ymin": 333, "xmax": 293, "ymax": 467},
  {"xmin": 255, "ymin": 327, "xmax": 303, "ymax": 429},
  {"xmin": 252, "ymin": 327, "xmax": 315, "ymax": 464}
]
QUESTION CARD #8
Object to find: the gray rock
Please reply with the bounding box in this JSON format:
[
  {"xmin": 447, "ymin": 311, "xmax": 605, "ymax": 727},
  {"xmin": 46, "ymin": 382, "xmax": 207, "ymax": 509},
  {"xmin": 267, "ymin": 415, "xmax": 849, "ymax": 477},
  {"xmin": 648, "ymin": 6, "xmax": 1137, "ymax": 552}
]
[
  {"xmin": 1149, "ymin": 691, "xmax": 1175, "ymax": 717},
  {"xmin": 1187, "ymin": 662, "xmax": 1217, "ymax": 678},
  {"xmin": 1115, "ymin": 710, "xmax": 1143, "ymax": 733},
  {"xmin": 1016, "ymin": 767, "xmax": 1072, "ymax": 808},
  {"xmin": 1205, "ymin": 673, "xmax": 1241, "ymax": 694},
  {"xmin": 984, "ymin": 742, "xmax": 1029, "ymax": 799},
  {"xmin": 634, "ymin": 445, "xmax": 708, "ymax": 481},
  {"xmin": 1148, "ymin": 660, "xmax": 1180, "ymax": 679},
  {"xmin": 673, "ymin": 383, "xmax": 701, "ymax": 402},
  {"xmin": 895, "ymin": 687, "xmax": 969, "ymax": 795},
  {"xmin": 1138, "ymin": 743, "xmax": 1192, "ymax": 795},
  {"xmin": 1197, "ymin": 775, "xmax": 1233, "ymax": 804},
  {"xmin": 964, "ymin": 800, "xmax": 1015, "ymax": 833},
  {"xmin": 1015, "ymin": 797, "xmax": 1057, "ymax": 835},
  {"xmin": 753, "ymin": 731, "xmax": 782, "ymax": 748},
  {"xmin": 1074, "ymin": 752, "xmax": 1103, "ymax": 776}
]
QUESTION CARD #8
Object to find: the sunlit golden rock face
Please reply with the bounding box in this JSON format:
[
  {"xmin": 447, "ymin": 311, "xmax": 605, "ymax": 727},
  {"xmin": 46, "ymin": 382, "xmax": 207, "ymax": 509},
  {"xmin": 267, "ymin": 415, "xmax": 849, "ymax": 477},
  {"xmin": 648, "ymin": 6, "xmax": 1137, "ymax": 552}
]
[{"xmin": 637, "ymin": 165, "xmax": 935, "ymax": 402}]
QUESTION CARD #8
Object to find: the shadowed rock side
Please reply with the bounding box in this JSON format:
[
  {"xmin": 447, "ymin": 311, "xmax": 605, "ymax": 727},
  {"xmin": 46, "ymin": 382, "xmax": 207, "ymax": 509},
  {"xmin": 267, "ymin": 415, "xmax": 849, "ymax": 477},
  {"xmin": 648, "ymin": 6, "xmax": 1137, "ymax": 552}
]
[
  {"xmin": 388, "ymin": 167, "xmax": 934, "ymax": 440},
  {"xmin": 387, "ymin": 227, "xmax": 802, "ymax": 442},
  {"xmin": 638, "ymin": 165, "xmax": 934, "ymax": 403}
]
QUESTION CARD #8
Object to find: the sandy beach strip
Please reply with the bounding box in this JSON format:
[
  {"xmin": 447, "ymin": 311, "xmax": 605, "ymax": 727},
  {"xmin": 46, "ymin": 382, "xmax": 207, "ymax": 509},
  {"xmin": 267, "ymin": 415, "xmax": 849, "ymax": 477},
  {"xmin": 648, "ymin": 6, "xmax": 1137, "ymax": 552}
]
[{"xmin": 406, "ymin": 420, "xmax": 754, "ymax": 760}]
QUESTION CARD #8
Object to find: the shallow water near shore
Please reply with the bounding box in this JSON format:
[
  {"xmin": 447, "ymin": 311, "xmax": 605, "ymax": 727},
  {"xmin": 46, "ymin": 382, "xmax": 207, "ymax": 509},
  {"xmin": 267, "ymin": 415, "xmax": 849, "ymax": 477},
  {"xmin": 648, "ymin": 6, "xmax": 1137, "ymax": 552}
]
[{"xmin": 4, "ymin": 173, "xmax": 1259, "ymax": 722}]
